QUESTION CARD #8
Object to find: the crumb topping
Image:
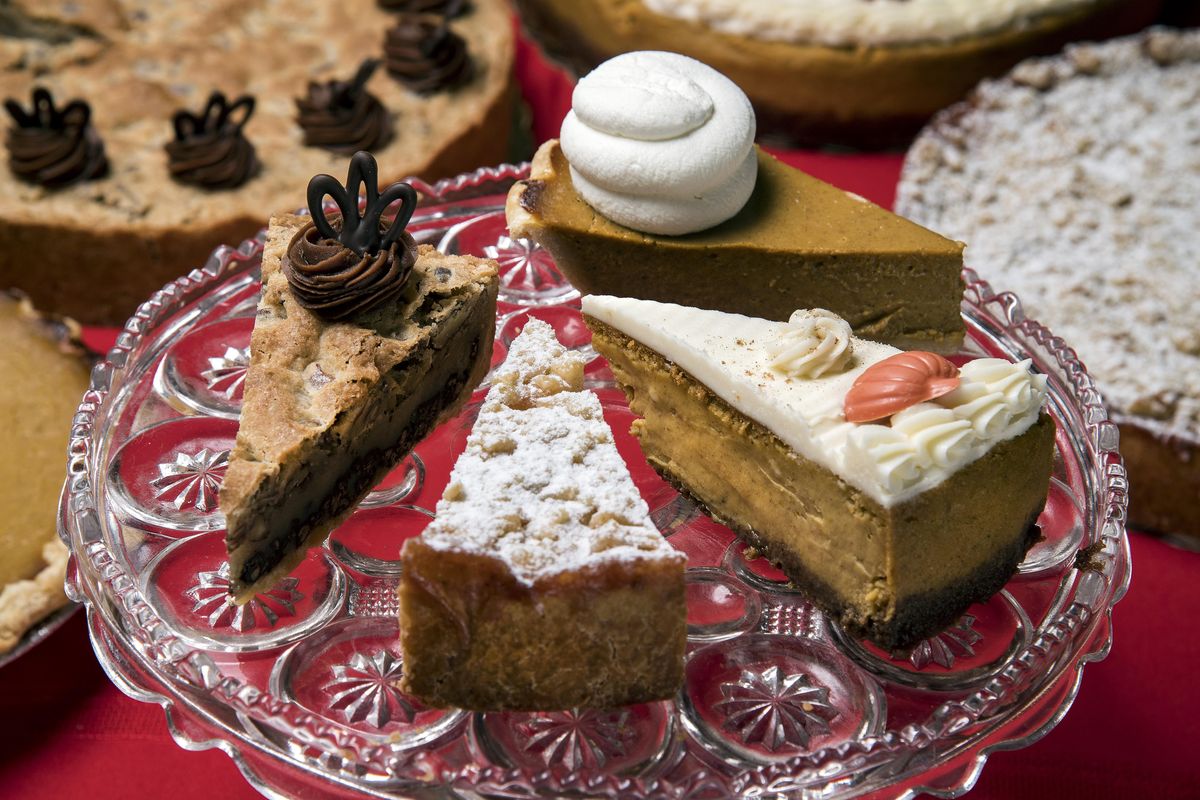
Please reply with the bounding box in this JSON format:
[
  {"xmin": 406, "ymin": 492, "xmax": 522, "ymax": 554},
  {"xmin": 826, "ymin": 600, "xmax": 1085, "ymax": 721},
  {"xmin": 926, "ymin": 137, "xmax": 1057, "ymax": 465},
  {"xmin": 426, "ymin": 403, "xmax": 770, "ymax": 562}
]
[
  {"xmin": 898, "ymin": 30, "xmax": 1200, "ymax": 439},
  {"xmin": 418, "ymin": 318, "xmax": 683, "ymax": 583}
]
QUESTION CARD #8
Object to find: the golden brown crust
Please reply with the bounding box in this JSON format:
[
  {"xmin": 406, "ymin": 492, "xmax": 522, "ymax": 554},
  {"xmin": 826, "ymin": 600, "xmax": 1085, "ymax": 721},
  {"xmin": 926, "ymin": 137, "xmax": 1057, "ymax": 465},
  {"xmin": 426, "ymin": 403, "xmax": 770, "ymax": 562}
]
[
  {"xmin": 513, "ymin": 0, "xmax": 1160, "ymax": 147},
  {"xmin": 0, "ymin": 0, "xmax": 516, "ymax": 324},
  {"xmin": 398, "ymin": 539, "xmax": 686, "ymax": 710},
  {"xmin": 1117, "ymin": 419, "xmax": 1200, "ymax": 537},
  {"xmin": 220, "ymin": 213, "xmax": 499, "ymax": 600},
  {"xmin": 0, "ymin": 539, "xmax": 71, "ymax": 654}
]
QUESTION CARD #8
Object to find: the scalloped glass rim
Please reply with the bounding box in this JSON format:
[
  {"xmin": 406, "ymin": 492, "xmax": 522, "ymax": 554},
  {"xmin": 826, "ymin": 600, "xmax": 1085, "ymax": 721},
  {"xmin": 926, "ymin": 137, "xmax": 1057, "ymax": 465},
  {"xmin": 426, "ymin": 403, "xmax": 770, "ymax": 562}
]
[{"xmin": 60, "ymin": 162, "xmax": 1131, "ymax": 799}]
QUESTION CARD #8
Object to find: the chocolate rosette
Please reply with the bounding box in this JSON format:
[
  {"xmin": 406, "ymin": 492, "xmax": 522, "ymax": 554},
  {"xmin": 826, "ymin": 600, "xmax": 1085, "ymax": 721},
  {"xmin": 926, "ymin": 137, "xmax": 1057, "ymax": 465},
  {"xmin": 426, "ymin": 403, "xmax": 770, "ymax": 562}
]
[
  {"xmin": 297, "ymin": 60, "xmax": 391, "ymax": 154},
  {"xmin": 3, "ymin": 87, "xmax": 108, "ymax": 188},
  {"xmin": 283, "ymin": 151, "xmax": 421, "ymax": 321},
  {"xmin": 285, "ymin": 218, "xmax": 416, "ymax": 320},
  {"xmin": 166, "ymin": 92, "xmax": 258, "ymax": 189},
  {"xmin": 384, "ymin": 13, "xmax": 473, "ymax": 94}
]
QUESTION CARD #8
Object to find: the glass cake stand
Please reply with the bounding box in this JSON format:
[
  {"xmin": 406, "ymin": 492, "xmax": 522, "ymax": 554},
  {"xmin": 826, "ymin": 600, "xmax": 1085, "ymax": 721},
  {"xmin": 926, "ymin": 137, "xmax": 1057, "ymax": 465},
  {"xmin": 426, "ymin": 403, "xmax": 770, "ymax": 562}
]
[{"xmin": 61, "ymin": 164, "xmax": 1131, "ymax": 799}]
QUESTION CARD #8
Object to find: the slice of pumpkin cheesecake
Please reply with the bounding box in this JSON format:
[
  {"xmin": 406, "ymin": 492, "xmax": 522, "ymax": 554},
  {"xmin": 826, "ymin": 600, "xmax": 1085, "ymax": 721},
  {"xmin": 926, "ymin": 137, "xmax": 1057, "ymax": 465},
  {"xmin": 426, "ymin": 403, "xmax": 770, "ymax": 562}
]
[
  {"xmin": 583, "ymin": 295, "xmax": 1054, "ymax": 650},
  {"xmin": 220, "ymin": 153, "xmax": 498, "ymax": 602}
]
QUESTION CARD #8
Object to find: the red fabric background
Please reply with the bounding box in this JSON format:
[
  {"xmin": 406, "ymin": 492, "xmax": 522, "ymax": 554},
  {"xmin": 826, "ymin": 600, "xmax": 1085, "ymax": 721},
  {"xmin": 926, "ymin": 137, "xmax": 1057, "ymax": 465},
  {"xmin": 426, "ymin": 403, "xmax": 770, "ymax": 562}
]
[{"xmin": 3, "ymin": 27, "xmax": 1198, "ymax": 800}]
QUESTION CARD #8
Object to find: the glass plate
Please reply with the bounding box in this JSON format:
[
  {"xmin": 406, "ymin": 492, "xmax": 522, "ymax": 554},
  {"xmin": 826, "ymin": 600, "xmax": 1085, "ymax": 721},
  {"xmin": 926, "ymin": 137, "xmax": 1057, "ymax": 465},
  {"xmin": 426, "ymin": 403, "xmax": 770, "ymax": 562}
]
[{"xmin": 61, "ymin": 164, "xmax": 1130, "ymax": 799}]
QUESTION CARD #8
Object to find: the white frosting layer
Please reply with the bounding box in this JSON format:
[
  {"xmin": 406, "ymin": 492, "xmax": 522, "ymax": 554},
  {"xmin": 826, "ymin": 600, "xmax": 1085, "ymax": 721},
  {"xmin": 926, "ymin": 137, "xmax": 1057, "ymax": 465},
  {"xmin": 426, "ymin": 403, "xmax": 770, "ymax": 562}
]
[
  {"xmin": 584, "ymin": 296, "xmax": 1048, "ymax": 507},
  {"xmin": 417, "ymin": 319, "xmax": 683, "ymax": 584},
  {"xmin": 642, "ymin": 0, "xmax": 1096, "ymax": 47},
  {"xmin": 560, "ymin": 51, "xmax": 756, "ymax": 235}
]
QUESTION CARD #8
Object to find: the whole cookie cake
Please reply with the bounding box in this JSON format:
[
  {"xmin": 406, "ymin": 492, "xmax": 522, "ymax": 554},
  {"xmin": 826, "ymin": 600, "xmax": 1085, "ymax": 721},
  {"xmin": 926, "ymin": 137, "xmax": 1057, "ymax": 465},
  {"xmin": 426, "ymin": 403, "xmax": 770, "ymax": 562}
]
[
  {"xmin": 897, "ymin": 28, "xmax": 1200, "ymax": 538},
  {"xmin": 0, "ymin": 0, "xmax": 515, "ymax": 324},
  {"xmin": 512, "ymin": 0, "xmax": 1160, "ymax": 146}
]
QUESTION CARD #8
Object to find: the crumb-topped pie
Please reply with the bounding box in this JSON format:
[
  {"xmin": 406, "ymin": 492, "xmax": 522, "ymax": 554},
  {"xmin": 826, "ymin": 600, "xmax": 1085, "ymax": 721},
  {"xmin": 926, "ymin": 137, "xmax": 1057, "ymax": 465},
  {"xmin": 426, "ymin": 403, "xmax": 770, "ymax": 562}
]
[{"xmin": 399, "ymin": 319, "xmax": 686, "ymax": 709}]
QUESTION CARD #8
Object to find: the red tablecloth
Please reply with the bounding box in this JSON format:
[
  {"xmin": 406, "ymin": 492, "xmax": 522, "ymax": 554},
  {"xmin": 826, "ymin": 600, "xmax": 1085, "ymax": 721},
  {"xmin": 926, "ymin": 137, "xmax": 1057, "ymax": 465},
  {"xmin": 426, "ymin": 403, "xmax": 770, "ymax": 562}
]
[{"xmin": 4, "ymin": 29, "xmax": 1199, "ymax": 800}]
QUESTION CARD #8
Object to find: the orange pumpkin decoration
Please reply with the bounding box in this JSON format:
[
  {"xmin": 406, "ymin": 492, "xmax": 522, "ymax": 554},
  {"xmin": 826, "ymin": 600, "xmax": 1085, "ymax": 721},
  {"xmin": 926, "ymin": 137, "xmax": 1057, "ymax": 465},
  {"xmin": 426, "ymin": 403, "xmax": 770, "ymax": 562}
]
[{"xmin": 843, "ymin": 351, "xmax": 960, "ymax": 423}]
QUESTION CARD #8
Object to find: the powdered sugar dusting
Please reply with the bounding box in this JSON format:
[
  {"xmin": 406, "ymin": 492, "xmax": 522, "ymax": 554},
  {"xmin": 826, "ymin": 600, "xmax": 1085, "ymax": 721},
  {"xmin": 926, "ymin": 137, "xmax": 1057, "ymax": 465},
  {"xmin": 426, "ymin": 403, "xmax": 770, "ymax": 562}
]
[
  {"xmin": 898, "ymin": 30, "xmax": 1200, "ymax": 441},
  {"xmin": 417, "ymin": 318, "xmax": 683, "ymax": 584}
]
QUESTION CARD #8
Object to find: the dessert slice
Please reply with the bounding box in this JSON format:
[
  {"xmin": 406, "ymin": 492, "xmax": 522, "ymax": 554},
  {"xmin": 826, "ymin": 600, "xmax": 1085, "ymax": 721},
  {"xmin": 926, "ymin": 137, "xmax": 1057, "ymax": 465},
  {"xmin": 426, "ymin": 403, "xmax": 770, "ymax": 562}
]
[
  {"xmin": 220, "ymin": 154, "xmax": 498, "ymax": 601},
  {"xmin": 0, "ymin": 292, "xmax": 90, "ymax": 652},
  {"xmin": 505, "ymin": 52, "xmax": 965, "ymax": 352},
  {"xmin": 399, "ymin": 319, "xmax": 686, "ymax": 710},
  {"xmin": 583, "ymin": 296, "xmax": 1055, "ymax": 650},
  {"xmin": 510, "ymin": 140, "xmax": 965, "ymax": 352}
]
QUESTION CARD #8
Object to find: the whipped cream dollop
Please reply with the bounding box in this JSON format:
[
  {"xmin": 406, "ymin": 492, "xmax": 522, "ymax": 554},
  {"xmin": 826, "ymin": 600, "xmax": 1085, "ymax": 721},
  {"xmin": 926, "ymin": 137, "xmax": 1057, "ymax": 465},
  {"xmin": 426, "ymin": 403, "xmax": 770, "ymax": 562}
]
[
  {"xmin": 767, "ymin": 309, "xmax": 854, "ymax": 379},
  {"xmin": 560, "ymin": 51, "xmax": 756, "ymax": 235}
]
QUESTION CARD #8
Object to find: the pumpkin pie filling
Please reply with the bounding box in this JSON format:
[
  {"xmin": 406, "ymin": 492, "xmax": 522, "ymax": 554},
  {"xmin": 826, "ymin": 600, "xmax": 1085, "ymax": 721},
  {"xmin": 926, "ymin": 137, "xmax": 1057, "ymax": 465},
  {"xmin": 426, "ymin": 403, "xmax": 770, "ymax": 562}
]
[{"xmin": 509, "ymin": 140, "xmax": 966, "ymax": 352}]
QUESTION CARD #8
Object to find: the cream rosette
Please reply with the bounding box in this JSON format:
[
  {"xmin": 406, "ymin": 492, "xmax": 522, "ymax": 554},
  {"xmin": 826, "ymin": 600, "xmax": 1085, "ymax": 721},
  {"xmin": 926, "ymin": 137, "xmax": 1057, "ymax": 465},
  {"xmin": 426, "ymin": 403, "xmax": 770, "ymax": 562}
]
[{"xmin": 767, "ymin": 309, "xmax": 854, "ymax": 379}]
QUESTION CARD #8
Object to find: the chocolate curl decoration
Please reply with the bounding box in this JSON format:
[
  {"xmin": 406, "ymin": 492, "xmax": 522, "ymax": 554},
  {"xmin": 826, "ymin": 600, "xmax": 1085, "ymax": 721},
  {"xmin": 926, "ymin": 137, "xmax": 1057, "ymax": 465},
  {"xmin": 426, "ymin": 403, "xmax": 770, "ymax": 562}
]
[
  {"xmin": 296, "ymin": 59, "xmax": 391, "ymax": 154},
  {"xmin": 166, "ymin": 91, "xmax": 258, "ymax": 189},
  {"xmin": 384, "ymin": 12, "xmax": 473, "ymax": 95},
  {"xmin": 843, "ymin": 351, "xmax": 961, "ymax": 423},
  {"xmin": 284, "ymin": 151, "xmax": 418, "ymax": 320},
  {"xmin": 378, "ymin": 0, "xmax": 468, "ymax": 16},
  {"xmin": 3, "ymin": 87, "xmax": 108, "ymax": 187}
]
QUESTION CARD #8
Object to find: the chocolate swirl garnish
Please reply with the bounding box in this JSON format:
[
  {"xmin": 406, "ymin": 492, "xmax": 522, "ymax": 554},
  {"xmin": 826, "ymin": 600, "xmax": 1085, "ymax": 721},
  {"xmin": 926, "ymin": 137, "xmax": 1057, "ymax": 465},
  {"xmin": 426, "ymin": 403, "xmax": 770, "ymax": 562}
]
[
  {"xmin": 296, "ymin": 60, "xmax": 391, "ymax": 154},
  {"xmin": 378, "ymin": 0, "xmax": 468, "ymax": 16},
  {"xmin": 284, "ymin": 151, "xmax": 419, "ymax": 320},
  {"xmin": 3, "ymin": 87, "xmax": 108, "ymax": 188},
  {"xmin": 166, "ymin": 91, "xmax": 258, "ymax": 189},
  {"xmin": 384, "ymin": 13, "xmax": 473, "ymax": 95}
]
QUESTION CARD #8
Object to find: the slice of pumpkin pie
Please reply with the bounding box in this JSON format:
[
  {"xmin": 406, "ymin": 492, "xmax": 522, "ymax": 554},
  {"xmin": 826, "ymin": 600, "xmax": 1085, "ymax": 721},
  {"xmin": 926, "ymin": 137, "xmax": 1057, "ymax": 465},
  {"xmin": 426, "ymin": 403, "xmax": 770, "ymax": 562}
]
[
  {"xmin": 398, "ymin": 319, "xmax": 686, "ymax": 710},
  {"xmin": 583, "ymin": 295, "xmax": 1055, "ymax": 650},
  {"xmin": 220, "ymin": 153, "xmax": 498, "ymax": 601},
  {"xmin": 506, "ymin": 52, "xmax": 966, "ymax": 352}
]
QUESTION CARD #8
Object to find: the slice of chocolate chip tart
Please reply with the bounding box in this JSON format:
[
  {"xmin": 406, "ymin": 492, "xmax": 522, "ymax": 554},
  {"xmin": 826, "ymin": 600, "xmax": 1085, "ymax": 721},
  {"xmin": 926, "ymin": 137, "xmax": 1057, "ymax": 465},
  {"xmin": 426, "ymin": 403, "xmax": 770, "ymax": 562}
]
[
  {"xmin": 220, "ymin": 153, "xmax": 498, "ymax": 602},
  {"xmin": 584, "ymin": 296, "xmax": 1055, "ymax": 650}
]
